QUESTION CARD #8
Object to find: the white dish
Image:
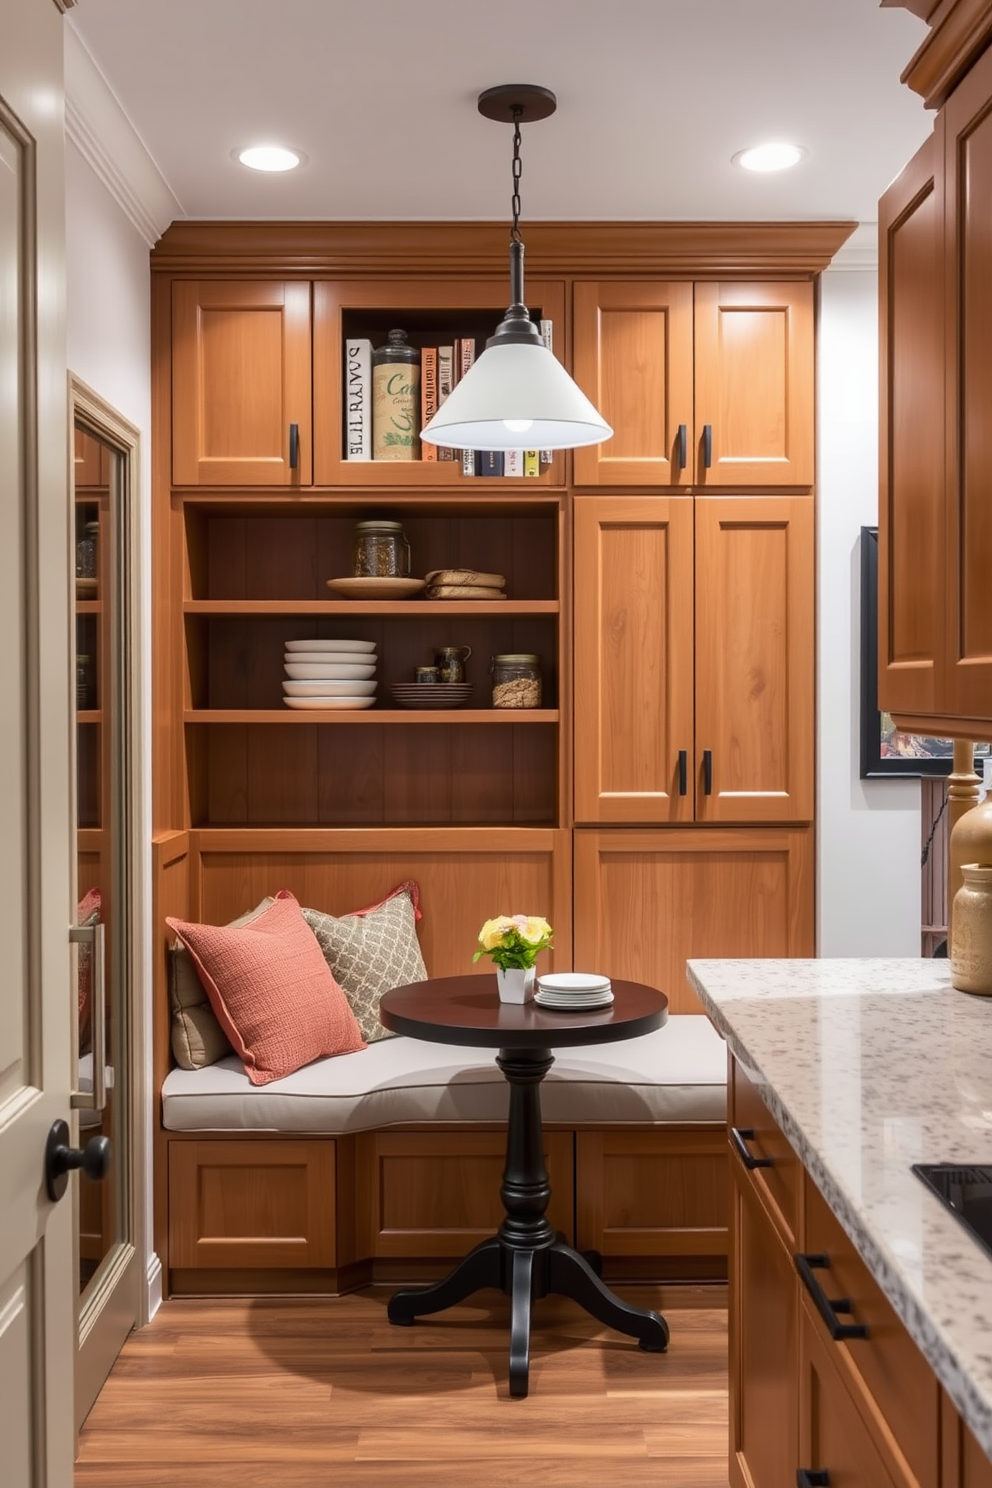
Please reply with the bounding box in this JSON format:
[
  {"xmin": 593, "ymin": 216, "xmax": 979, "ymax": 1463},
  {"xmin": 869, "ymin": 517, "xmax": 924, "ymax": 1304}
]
[
  {"xmin": 282, "ymin": 679, "xmax": 377, "ymax": 697},
  {"xmin": 283, "ymin": 696, "xmax": 377, "ymax": 710},
  {"xmin": 284, "ymin": 639, "xmax": 376, "ymax": 653},
  {"xmin": 534, "ymin": 989, "xmax": 614, "ymax": 1011},
  {"xmin": 284, "ymin": 662, "xmax": 377, "ymax": 681},
  {"xmin": 284, "ymin": 651, "xmax": 376, "ymax": 665},
  {"xmin": 537, "ymin": 972, "xmax": 612, "ymax": 994}
]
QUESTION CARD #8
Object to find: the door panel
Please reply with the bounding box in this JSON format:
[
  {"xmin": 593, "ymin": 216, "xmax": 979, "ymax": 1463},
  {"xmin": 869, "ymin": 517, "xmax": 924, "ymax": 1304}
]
[
  {"xmin": 695, "ymin": 281, "xmax": 814, "ymax": 486},
  {"xmin": 573, "ymin": 498, "xmax": 694, "ymax": 822},
  {"xmin": 694, "ymin": 499, "xmax": 814, "ymax": 823},
  {"xmin": 572, "ymin": 281, "xmax": 694, "ymax": 487}
]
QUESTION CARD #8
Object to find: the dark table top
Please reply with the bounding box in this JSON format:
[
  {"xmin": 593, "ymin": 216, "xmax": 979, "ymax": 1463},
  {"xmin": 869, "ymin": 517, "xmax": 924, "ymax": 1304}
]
[{"xmin": 378, "ymin": 974, "xmax": 668, "ymax": 1050}]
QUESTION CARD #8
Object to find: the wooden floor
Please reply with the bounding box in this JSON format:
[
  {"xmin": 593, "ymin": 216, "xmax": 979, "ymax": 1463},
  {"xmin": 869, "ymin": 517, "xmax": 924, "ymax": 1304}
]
[{"xmin": 76, "ymin": 1284, "xmax": 730, "ymax": 1487}]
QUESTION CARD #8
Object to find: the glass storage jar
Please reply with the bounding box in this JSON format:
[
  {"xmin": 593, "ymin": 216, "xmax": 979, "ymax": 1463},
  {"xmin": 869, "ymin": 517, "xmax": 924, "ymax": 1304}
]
[
  {"xmin": 351, "ymin": 520, "xmax": 411, "ymax": 578},
  {"xmin": 490, "ymin": 654, "xmax": 542, "ymax": 709}
]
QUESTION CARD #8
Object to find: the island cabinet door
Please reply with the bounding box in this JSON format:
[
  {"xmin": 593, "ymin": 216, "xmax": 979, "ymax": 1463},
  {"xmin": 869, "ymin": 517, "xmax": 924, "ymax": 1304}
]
[
  {"xmin": 172, "ymin": 281, "xmax": 313, "ymax": 486},
  {"xmin": 693, "ymin": 281, "xmax": 814, "ymax": 488},
  {"xmin": 798, "ymin": 1301, "xmax": 907, "ymax": 1488},
  {"xmin": 730, "ymin": 1151, "xmax": 798, "ymax": 1488},
  {"xmin": 573, "ymin": 496, "xmax": 695, "ymax": 823},
  {"xmin": 571, "ymin": 280, "xmax": 694, "ymax": 488},
  {"xmin": 941, "ymin": 1392, "xmax": 992, "ymax": 1487},
  {"xmin": 694, "ymin": 498, "xmax": 814, "ymax": 824}
]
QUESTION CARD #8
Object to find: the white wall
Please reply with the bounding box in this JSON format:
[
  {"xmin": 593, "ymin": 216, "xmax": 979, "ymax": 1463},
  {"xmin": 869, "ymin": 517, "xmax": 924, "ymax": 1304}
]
[
  {"xmin": 65, "ymin": 140, "xmax": 159, "ymax": 1314},
  {"xmin": 817, "ymin": 267, "xmax": 921, "ymax": 956}
]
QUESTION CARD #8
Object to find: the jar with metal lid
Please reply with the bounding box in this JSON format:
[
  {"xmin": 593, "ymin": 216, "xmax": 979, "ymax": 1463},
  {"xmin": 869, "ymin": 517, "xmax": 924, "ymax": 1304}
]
[
  {"xmin": 372, "ymin": 329, "xmax": 420, "ymax": 461},
  {"xmin": 490, "ymin": 654, "xmax": 542, "ymax": 709},
  {"xmin": 352, "ymin": 520, "xmax": 411, "ymax": 578}
]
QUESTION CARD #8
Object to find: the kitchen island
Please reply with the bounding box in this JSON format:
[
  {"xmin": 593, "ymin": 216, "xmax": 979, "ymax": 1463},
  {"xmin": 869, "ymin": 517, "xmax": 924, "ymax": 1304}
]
[{"xmin": 688, "ymin": 956, "xmax": 992, "ymax": 1486}]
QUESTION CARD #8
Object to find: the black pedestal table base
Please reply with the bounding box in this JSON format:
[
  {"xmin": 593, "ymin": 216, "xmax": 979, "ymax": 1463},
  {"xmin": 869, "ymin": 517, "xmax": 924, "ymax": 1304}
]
[{"xmin": 387, "ymin": 1045, "xmax": 669, "ymax": 1397}]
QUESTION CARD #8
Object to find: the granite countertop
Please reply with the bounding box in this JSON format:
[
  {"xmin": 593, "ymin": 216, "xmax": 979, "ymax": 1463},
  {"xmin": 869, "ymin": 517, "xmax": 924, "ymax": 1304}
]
[{"xmin": 687, "ymin": 957, "xmax": 992, "ymax": 1460}]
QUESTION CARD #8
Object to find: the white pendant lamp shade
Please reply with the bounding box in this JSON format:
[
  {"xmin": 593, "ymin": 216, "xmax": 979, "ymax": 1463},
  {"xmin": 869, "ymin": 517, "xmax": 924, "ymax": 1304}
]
[{"xmin": 420, "ymin": 340, "xmax": 613, "ymax": 452}]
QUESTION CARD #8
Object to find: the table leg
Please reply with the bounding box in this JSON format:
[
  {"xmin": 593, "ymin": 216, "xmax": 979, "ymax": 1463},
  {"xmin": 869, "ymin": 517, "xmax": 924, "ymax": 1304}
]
[
  {"xmin": 387, "ymin": 1236, "xmax": 502, "ymax": 1326},
  {"xmin": 546, "ymin": 1241, "xmax": 669, "ymax": 1352},
  {"xmin": 508, "ymin": 1247, "xmax": 535, "ymax": 1398}
]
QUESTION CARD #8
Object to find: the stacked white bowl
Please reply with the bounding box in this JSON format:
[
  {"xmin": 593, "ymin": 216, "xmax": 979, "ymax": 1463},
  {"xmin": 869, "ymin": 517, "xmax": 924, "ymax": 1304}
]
[{"xmin": 282, "ymin": 639, "xmax": 377, "ymax": 709}]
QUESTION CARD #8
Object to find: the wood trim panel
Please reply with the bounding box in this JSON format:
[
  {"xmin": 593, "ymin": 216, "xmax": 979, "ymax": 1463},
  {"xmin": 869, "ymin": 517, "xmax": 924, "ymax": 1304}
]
[
  {"xmin": 168, "ymin": 1139, "xmax": 337, "ymax": 1269},
  {"xmin": 151, "ymin": 220, "xmax": 857, "ymax": 278},
  {"xmin": 575, "ymin": 1128, "xmax": 728, "ymax": 1259}
]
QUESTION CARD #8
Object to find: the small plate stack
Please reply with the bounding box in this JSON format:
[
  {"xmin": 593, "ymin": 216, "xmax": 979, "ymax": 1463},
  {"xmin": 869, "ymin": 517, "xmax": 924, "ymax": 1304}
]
[
  {"xmin": 390, "ymin": 683, "xmax": 474, "ymax": 710},
  {"xmin": 282, "ymin": 639, "xmax": 377, "ymax": 710},
  {"xmin": 534, "ymin": 972, "xmax": 614, "ymax": 1011}
]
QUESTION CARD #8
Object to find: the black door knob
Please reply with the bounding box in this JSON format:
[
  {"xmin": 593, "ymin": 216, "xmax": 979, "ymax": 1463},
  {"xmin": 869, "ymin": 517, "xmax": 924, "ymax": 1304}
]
[{"xmin": 45, "ymin": 1119, "xmax": 112, "ymax": 1202}]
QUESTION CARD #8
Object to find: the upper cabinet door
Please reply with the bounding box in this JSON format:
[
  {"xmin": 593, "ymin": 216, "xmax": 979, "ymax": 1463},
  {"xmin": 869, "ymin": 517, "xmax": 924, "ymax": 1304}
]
[
  {"xmin": 694, "ymin": 282, "xmax": 814, "ymax": 488},
  {"xmin": 694, "ymin": 499, "xmax": 814, "ymax": 824},
  {"xmin": 571, "ymin": 282, "xmax": 694, "ymax": 488},
  {"xmin": 573, "ymin": 496, "xmax": 695, "ymax": 823},
  {"xmin": 943, "ymin": 47, "xmax": 992, "ymax": 723},
  {"xmin": 172, "ymin": 281, "xmax": 313, "ymax": 486},
  {"xmin": 878, "ymin": 132, "xmax": 944, "ymax": 720}
]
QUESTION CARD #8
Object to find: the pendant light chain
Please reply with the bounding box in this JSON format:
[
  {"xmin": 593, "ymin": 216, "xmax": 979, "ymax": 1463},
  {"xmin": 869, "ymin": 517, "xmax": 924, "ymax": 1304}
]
[{"xmin": 510, "ymin": 105, "xmax": 524, "ymax": 244}]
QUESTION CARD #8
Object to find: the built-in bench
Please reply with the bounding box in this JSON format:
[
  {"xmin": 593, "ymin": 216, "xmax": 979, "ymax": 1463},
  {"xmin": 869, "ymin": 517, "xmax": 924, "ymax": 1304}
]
[{"xmin": 161, "ymin": 1016, "xmax": 730, "ymax": 1296}]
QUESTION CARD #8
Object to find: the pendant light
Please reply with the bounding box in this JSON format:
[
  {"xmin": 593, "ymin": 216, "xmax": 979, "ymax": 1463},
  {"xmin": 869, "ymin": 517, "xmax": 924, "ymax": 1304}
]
[{"xmin": 420, "ymin": 84, "xmax": 612, "ymax": 454}]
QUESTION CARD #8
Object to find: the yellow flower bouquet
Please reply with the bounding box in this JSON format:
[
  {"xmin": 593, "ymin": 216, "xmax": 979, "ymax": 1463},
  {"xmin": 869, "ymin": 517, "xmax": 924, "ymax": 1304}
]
[{"xmin": 473, "ymin": 914, "xmax": 554, "ymax": 972}]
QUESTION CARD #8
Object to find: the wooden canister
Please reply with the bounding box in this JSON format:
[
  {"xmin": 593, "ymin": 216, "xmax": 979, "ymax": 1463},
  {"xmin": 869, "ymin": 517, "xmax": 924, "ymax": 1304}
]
[
  {"xmin": 372, "ymin": 329, "xmax": 420, "ymax": 461},
  {"xmin": 951, "ymin": 863, "xmax": 992, "ymax": 994}
]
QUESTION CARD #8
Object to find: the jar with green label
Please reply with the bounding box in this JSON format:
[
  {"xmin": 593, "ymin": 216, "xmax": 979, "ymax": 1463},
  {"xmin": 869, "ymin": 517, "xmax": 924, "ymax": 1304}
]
[{"xmin": 372, "ymin": 329, "xmax": 420, "ymax": 461}]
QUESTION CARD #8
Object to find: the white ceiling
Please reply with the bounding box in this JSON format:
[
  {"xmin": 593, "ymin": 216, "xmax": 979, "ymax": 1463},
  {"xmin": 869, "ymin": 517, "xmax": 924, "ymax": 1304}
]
[{"xmin": 67, "ymin": 0, "xmax": 932, "ymax": 231}]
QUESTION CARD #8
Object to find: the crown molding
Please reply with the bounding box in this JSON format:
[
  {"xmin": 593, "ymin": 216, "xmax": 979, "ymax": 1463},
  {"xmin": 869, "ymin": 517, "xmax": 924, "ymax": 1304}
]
[
  {"xmin": 888, "ymin": 0, "xmax": 992, "ymax": 107},
  {"xmin": 825, "ymin": 222, "xmax": 878, "ymax": 272},
  {"xmin": 64, "ymin": 24, "xmax": 182, "ymax": 247}
]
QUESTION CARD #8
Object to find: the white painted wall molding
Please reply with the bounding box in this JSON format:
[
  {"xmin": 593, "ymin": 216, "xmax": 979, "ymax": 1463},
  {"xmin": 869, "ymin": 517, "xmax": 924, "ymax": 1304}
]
[
  {"xmin": 64, "ymin": 24, "xmax": 181, "ymax": 247},
  {"xmin": 146, "ymin": 1253, "xmax": 162, "ymax": 1322},
  {"xmin": 829, "ymin": 222, "xmax": 879, "ymax": 272}
]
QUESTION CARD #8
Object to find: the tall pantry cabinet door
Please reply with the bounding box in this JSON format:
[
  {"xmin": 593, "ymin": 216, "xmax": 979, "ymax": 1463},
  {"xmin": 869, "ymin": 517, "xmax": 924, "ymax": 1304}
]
[
  {"xmin": 172, "ymin": 281, "xmax": 312, "ymax": 486},
  {"xmin": 573, "ymin": 497, "xmax": 694, "ymax": 823},
  {"xmin": 694, "ymin": 282, "xmax": 814, "ymax": 487},
  {"xmin": 694, "ymin": 499, "xmax": 814, "ymax": 824},
  {"xmin": 943, "ymin": 48, "xmax": 992, "ymax": 724},
  {"xmin": 571, "ymin": 282, "xmax": 694, "ymax": 487},
  {"xmin": 878, "ymin": 131, "xmax": 944, "ymax": 720}
]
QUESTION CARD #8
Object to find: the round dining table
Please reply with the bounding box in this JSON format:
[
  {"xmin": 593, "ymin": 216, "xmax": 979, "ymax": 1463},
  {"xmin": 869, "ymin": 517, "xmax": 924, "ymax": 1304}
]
[{"xmin": 378, "ymin": 973, "xmax": 670, "ymax": 1398}]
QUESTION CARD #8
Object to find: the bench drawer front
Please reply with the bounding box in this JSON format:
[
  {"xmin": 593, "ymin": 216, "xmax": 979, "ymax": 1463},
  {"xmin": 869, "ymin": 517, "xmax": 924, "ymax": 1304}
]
[
  {"xmin": 802, "ymin": 1176, "xmax": 939, "ymax": 1488},
  {"xmin": 357, "ymin": 1131, "xmax": 574, "ymax": 1259},
  {"xmin": 576, "ymin": 1127, "xmax": 728, "ymax": 1257},
  {"xmin": 169, "ymin": 1139, "xmax": 336, "ymax": 1269}
]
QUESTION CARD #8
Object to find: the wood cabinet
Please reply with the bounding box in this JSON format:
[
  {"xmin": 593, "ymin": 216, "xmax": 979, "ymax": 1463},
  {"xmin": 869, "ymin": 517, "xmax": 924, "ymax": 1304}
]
[
  {"xmin": 573, "ymin": 495, "xmax": 814, "ymax": 824},
  {"xmin": 572, "ymin": 279, "xmax": 814, "ymax": 488},
  {"xmin": 880, "ymin": 42, "xmax": 992, "ymax": 736}
]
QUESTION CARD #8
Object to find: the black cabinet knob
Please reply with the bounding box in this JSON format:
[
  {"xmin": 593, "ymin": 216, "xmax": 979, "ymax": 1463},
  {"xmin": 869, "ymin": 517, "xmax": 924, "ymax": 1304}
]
[{"xmin": 45, "ymin": 1119, "xmax": 112, "ymax": 1202}]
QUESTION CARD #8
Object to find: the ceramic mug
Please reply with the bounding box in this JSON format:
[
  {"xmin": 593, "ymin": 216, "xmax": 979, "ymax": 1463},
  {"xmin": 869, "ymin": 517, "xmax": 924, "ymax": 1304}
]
[{"xmin": 434, "ymin": 645, "xmax": 472, "ymax": 684}]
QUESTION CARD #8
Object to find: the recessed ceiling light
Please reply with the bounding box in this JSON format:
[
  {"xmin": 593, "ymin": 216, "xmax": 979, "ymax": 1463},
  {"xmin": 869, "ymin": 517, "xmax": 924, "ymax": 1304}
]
[
  {"xmin": 733, "ymin": 142, "xmax": 807, "ymax": 173},
  {"xmin": 235, "ymin": 145, "xmax": 305, "ymax": 173}
]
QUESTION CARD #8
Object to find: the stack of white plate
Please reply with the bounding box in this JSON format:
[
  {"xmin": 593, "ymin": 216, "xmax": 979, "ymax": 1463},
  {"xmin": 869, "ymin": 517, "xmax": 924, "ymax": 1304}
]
[
  {"xmin": 534, "ymin": 972, "xmax": 614, "ymax": 1010},
  {"xmin": 282, "ymin": 638, "xmax": 377, "ymax": 710}
]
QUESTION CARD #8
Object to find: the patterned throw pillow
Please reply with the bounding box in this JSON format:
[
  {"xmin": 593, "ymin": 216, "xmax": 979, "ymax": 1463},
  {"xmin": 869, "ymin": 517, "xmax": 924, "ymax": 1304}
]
[
  {"xmin": 302, "ymin": 881, "xmax": 427, "ymax": 1043},
  {"xmin": 168, "ymin": 898, "xmax": 273, "ymax": 1070},
  {"xmin": 166, "ymin": 890, "xmax": 365, "ymax": 1086}
]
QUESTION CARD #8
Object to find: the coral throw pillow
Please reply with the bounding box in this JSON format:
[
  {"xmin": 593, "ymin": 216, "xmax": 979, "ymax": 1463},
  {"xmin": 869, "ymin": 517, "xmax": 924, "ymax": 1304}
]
[
  {"xmin": 166, "ymin": 890, "xmax": 365, "ymax": 1086},
  {"xmin": 302, "ymin": 881, "xmax": 427, "ymax": 1043}
]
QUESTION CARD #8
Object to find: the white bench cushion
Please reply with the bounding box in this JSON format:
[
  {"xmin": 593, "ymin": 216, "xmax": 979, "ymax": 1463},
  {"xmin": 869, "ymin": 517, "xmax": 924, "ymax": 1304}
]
[{"xmin": 161, "ymin": 1015, "xmax": 727, "ymax": 1133}]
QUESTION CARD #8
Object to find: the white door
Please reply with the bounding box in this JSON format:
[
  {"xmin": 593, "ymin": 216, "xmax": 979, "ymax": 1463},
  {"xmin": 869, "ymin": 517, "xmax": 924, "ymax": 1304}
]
[{"xmin": 0, "ymin": 2, "xmax": 76, "ymax": 1485}]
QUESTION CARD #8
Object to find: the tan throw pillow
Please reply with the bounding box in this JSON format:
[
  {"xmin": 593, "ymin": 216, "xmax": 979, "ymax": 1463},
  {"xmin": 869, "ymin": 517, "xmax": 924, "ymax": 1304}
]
[
  {"xmin": 166, "ymin": 890, "xmax": 365, "ymax": 1087},
  {"xmin": 169, "ymin": 897, "xmax": 273, "ymax": 1070},
  {"xmin": 302, "ymin": 881, "xmax": 427, "ymax": 1043}
]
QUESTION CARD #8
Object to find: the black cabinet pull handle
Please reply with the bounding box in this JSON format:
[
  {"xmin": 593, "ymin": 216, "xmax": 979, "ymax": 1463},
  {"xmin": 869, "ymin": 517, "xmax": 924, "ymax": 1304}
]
[
  {"xmin": 289, "ymin": 422, "xmax": 300, "ymax": 470},
  {"xmin": 730, "ymin": 1126, "xmax": 774, "ymax": 1170},
  {"xmin": 702, "ymin": 423, "xmax": 713, "ymax": 469},
  {"xmin": 703, "ymin": 749, "xmax": 713, "ymax": 795},
  {"xmin": 677, "ymin": 749, "xmax": 688, "ymax": 796},
  {"xmin": 797, "ymin": 1472, "xmax": 831, "ymax": 1487},
  {"xmin": 677, "ymin": 423, "xmax": 687, "ymax": 471},
  {"xmin": 795, "ymin": 1253, "xmax": 869, "ymax": 1341}
]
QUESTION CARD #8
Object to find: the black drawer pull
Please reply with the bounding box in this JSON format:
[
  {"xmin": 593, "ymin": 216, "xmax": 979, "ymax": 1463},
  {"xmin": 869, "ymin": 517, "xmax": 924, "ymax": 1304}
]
[
  {"xmin": 797, "ymin": 1472, "xmax": 830, "ymax": 1487},
  {"xmin": 795, "ymin": 1253, "xmax": 868, "ymax": 1341},
  {"xmin": 677, "ymin": 423, "xmax": 688, "ymax": 470},
  {"xmin": 702, "ymin": 749, "xmax": 713, "ymax": 795},
  {"xmin": 702, "ymin": 423, "xmax": 713, "ymax": 469},
  {"xmin": 289, "ymin": 422, "xmax": 300, "ymax": 469},
  {"xmin": 677, "ymin": 749, "xmax": 688, "ymax": 797},
  {"xmin": 730, "ymin": 1125, "xmax": 773, "ymax": 1170}
]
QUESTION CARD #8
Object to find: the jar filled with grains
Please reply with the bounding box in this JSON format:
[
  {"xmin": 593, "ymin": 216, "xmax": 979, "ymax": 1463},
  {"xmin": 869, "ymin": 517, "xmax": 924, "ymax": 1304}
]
[
  {"xmin": 352, "ymin": 520, "xmax": 411, "ymax": 578},
  {"xmin": 490, "ymin": 654, "xmax": 542, "ymax": 709}
]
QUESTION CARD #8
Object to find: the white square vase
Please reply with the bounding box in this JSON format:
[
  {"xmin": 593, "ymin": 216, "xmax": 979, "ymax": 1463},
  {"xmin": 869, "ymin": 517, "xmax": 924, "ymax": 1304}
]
[{"xmin": 496, "ymin": 966, "xmax": 536, "ymax": 1003}]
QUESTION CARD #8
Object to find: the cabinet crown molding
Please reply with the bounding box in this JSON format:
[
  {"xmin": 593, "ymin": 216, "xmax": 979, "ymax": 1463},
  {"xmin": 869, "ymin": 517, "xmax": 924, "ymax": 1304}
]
[
  {"xmin": 150, "ymin": 220, "xmax": 856, "ymax": 278},
  {"xmin": 889, "ymin": 0, "xmax": 992, "ymax": 107}
]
